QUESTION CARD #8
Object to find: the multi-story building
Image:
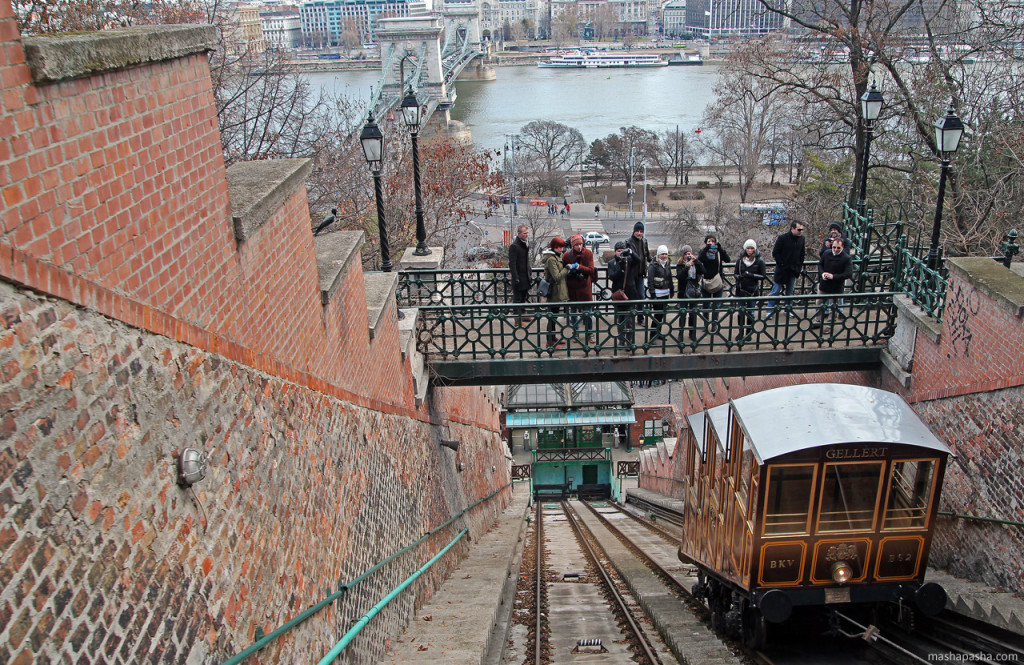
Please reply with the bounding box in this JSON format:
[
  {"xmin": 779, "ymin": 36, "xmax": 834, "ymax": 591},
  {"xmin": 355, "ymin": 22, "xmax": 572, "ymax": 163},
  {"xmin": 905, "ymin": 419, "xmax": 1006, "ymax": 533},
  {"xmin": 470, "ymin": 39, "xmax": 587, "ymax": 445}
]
[
  {"xmin": 300, "ymin": 0, "xmax": 410, "ymax": 47},
  {"xmin": 662, "ymin": 0, "xmax": 687, "ymax": 37},
  {"xmin": 481, "ymin": 0, "xmax": 543, "ymax": 40},
  {"xmin": 262, "ymin": 10, "xmax": 303, "ymax": 49},
  {"xmin": 234, "ymin": 4, "xmax": 269, "ymax": 52},
  {"xmin": 685, "ymin": 0, "xmax": 782, "ymax": 38}
]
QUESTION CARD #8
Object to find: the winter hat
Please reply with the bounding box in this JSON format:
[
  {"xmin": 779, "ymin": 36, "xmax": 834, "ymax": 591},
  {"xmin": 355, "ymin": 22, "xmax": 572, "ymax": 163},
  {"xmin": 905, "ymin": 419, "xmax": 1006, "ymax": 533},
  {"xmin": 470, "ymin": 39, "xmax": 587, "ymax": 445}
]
[
  {"xmin": 657, "ymin": 244, "xmax": 669, "ymax": 256},
  {"xmin": 570, "ymin": 234, "xmax": 584, "ymax": 246},
  {"xmin": 633, "ymin": 221, "xmax": 645, "ymax": 233},
  {"xmin": 680, "ymin": 245, "xmax": 692, "ymax": 255},
  {"xmin": 704, "ymin": 233, "xmax": 717, "ymax": 243},
  {"xmin": 614, "ymin": 241, "xmax": 626, "ymax": 251},
  {"xmin": 550, "ymin": 236, "xmax": 565, "ymax": 250},
  {"xmin": 744, "ymin": 239, "xmax": 757, "ymax": 251},
  {"xmin": 828, "ymin": 221, "xmax": 843, "ymax": 231}
]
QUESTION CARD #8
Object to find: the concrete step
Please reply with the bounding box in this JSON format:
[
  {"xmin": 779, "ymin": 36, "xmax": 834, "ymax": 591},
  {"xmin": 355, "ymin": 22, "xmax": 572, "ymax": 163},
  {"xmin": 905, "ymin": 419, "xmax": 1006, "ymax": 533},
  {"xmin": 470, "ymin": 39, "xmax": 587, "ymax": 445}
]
[{"xmin": 926, "ymin": 569, "xmax": 1024, "ymax": 636}]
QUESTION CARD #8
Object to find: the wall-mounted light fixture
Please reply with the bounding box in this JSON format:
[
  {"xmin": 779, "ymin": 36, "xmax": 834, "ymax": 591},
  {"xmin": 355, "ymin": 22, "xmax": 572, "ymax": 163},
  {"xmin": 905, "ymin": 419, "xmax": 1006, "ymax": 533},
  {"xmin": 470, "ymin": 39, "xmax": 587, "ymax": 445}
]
[{"xmin": 178, "ymin": 448, "xmax": 208, "ymax": 487}]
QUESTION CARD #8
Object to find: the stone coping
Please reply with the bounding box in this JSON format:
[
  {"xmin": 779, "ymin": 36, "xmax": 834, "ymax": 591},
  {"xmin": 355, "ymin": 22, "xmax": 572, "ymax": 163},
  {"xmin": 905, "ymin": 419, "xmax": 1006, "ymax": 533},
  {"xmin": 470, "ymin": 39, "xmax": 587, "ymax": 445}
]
[
  {"xmin": 947, "ymin": 257, "xmax": 1024, "ymax": 318},
  {"xmin": 893, "ymin": 293, "xmax": 943, "ymax": 344},
  {"xmin": 23, "ymin": 25, "xmax": 218, "ymax": 83},
  {"xmin": 314, "ymin": 231, "xmax": 364, "ymax": 304},
  {"xmin": 226, "ymin": 159, "xmax": 311, "ymax": 241},
  {"xmin": 364, "ymin": 272, "xmax": 400, "ymax": 340}
]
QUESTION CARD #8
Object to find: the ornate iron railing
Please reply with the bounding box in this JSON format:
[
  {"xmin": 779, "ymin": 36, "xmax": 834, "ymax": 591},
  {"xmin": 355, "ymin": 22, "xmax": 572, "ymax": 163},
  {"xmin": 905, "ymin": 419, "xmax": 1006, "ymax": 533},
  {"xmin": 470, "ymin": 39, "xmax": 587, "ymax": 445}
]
[
  {"xmin": 415, "ymin": 292, "xmax": 897, "ymax": 358},
  {"xmin": 617, "ymin": 461, "xmax": 640, "ymax": 478},
  {"xmin": 533, "ymin": 448, "xmax": 612, "ymax": 462},
  {"xmin": 397, "ymin": 262, "xmax": 825, "ymax": 307}
]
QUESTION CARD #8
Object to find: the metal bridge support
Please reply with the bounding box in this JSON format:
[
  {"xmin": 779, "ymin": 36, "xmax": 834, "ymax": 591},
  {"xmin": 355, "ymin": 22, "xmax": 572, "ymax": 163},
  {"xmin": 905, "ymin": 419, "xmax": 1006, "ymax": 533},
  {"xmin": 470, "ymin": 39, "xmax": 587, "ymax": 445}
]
[{"xmin": 375, "ymin": 15, "xmax": 451, "ymax": 123}]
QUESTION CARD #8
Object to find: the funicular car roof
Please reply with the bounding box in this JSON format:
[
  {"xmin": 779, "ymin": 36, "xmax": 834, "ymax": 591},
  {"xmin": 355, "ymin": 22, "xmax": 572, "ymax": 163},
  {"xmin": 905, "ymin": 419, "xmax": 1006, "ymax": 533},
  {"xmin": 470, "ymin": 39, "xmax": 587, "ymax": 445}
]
[{"xmin": 727, "ymin": 383, "xmax": 953, "ymax": 463}]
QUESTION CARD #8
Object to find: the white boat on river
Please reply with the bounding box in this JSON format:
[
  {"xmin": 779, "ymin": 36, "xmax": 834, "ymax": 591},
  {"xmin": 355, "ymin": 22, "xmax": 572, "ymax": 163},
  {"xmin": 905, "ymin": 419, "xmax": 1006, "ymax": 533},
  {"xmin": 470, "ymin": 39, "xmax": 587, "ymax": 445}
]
[{"xmin": 537, "ymin": 51, "xmax": 668, "ymax": 68}]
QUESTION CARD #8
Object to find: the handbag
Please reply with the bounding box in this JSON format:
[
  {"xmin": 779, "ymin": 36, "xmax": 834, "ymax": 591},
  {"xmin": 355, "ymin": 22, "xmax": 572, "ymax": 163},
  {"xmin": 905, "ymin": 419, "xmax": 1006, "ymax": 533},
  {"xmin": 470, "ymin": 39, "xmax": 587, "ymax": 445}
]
[
  {"xmin": 538, "ymin": 277, "xmax": 552, "ymax": 298},
  {"xmin": 702, "ymin": 272, "xmax": 723, "ymax": 293}
]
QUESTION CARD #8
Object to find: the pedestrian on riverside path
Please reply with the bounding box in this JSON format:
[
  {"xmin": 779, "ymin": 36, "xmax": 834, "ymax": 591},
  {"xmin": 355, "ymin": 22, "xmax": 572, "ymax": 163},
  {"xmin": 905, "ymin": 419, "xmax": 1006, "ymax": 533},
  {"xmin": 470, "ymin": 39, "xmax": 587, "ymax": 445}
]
[
  {"xmin": 566, "ymin": 203, "xmax": 571, "ymax": 217},
  {"xmin": 734, "ymin": 239, "xmax": 767, "ymax": 339},
  {"xmin": 625, "ymin": 221, "xmax": 651, "ymax": 300},
  {"xmin": 542, "ymin": 237, "xmax": 570, "ymax": 349},
  {"xmin": 595, "ymin": 204, "xmax": 600, "ymax": 217},
  {"xmin": 767, "ymin": 221, "xmax": 807, "ymax": 317},
  {"xmin": 676, "ymin": 245, "xmax": 705, "ymax": 342},
  {"xmin": 508, "ymin": 224, "xmax": 533, "ymax": 325},
  {"xmin": 563, "ymin": 234, "xmax": 596, "ymax": 343}
]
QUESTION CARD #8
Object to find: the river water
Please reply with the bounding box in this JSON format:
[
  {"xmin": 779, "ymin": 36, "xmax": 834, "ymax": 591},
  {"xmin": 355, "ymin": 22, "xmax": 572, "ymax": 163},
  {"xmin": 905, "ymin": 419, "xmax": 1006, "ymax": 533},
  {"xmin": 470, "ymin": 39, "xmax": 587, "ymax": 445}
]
[{"xmin": 306, "ymin": 63, "xmax": 721, "ymax": 151}]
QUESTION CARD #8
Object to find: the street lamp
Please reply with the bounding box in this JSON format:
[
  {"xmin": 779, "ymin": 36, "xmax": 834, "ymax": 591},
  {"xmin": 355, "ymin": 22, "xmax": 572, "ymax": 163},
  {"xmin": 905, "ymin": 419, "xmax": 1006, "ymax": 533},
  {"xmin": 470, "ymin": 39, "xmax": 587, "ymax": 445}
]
[
  {"xmin": 360, "ymin": 113, "xmax": 392, "ymax": 272},
  {"xmin": 642, "ymin": 164, "xmax": 648, "ymax": 222},
  {"xmin": 928, "ymin": 102, "xmax": 965, "ymax": 270},
  {"xmin": 857, "ymin": 81, "xmax": 883, "ymax": 216},
  {"xmin": 401, "ymin": 87, "xmax": 431, "ymax": 256}
]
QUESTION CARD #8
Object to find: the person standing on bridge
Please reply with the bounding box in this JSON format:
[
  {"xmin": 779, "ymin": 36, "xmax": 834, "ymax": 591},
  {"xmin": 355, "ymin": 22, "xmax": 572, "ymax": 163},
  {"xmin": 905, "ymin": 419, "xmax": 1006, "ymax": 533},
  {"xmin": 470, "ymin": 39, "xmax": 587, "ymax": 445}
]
[
  {"xmin": 608, "ymin": 241, "xmax": 640, "ymax": 350},
  {"xmin": 676, "ymin": 245, "xmax": 705, "ymax": 343},
  {"xmin": 646, "ymin": 245, "xmax": 673, "ymax": 343},
  {"xmin": 625, "ymin": 221, "xmax": 651, "ymax": 302},
  {"xmin": 542, "ymin": 236, "xmax": 570, "ymax": 349},
  {"xmin": 563, "ymin": 234, "xmax": 596, "ymax": 344},
  {"xmin": 767, "ymin": 221, "xmax": 807, "ymax": 318},
  {"xmin": 697, "ymin": 233, "xmax": 730, "ymax": 303},
  {"xmin": 734, "ymin": 239, "xmax": 767, "ymax": 340},
  {"xmin": 509, "ymin": 224, "xmax": 532, "ymax": 326},
  {"xmin": 815, "ymin": 237, "xmax": 852, "ymax": 332}
]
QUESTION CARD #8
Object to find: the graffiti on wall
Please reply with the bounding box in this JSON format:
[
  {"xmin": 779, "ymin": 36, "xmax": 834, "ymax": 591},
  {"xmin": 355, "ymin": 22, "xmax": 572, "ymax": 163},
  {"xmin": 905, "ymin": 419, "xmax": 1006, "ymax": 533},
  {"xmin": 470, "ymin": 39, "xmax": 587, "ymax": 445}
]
[{"xmin": 946, "ymin": 282, "xmax": 980, "ymax": 358}]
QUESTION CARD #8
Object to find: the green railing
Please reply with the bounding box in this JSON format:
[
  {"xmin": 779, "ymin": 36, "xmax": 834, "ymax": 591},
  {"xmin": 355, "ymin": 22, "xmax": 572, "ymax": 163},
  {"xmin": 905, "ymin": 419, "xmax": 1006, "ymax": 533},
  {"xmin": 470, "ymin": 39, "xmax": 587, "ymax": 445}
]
[
  {"xmin": 416, "ymin": 293, "xmax": 897, "ymax": 358},
  {"xmin": 397, "ymin": 262, "xmax": 825, "ymax": 307}
]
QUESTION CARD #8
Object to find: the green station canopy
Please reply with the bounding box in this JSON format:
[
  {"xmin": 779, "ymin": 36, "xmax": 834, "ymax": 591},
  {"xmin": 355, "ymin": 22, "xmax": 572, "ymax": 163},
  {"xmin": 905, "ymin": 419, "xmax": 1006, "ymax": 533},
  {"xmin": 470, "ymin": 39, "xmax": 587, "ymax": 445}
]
[{"xmin": 505, "ymin": 409, "xmax": 636, "ymax": 428}]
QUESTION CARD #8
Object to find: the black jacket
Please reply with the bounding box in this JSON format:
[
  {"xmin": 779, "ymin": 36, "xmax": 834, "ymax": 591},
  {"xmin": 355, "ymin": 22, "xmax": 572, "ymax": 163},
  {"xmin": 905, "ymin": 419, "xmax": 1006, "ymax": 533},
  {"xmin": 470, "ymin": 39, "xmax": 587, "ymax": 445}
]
[
  {"xmin": 772, "ymin": 230, "xmax": 806, "ymax": 283},
  {"xmin": 697, "ymin": 244, "xmax": 731, "ymax": 280},
  {"xmin": 675, "ymin": 258, "xmax": 706, "ymax": 299},
  {"xmin": 734, "ymin": 254, "xmax": 767, "ymax": 296},
  {"xmin": 625, "ymin": 234, "xmax": 651, "ymax": 277},
  {"xmin": 608, "ymin": 251, "xmax": 642, "ymax": 299},
  {"xmin": 818, "ymin": 249, "xmax": 853, "ymax": 295},
  {"xmin": 508, "ymin": 236, "xmax": 531, "ymax": 293}
]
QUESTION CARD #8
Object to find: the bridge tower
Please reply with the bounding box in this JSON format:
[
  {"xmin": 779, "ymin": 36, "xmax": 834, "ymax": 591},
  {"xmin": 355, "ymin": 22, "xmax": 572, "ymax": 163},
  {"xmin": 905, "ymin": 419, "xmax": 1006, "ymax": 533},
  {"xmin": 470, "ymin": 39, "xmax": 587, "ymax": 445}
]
[{"xmin": 375, "ymin": 13, "xmax": 451, "ymax": 122}]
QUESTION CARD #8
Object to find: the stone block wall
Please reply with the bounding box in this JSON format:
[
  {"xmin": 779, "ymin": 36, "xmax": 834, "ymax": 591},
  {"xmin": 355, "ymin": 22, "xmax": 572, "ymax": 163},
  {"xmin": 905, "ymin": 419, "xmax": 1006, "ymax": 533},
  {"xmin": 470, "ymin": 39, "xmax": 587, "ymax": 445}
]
[{"xmin": 0, "ymin": 9, "xmax": 507, "ymax": 665}]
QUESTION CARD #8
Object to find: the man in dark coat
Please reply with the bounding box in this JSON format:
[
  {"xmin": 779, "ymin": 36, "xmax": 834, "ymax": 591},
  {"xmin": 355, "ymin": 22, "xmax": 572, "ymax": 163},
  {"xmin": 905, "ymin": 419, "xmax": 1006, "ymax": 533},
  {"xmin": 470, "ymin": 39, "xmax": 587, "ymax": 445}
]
[
  {"xmin": 767, "ymin": 220, "xmax": 806, "ymax": 317},
  {"xmin": 607, "ymin": 241, "xmax": 641, "ymax": 348},
  {"xmin": 815, "ymin": 237, "xmax": 853, "ymax": 330},
  {"xmin": 625, "ymin": 221, "xmax": 651, "ymax": 300},
  {"xmin": 508, "ymin": 224, "xmax": 532, "ymax": 325}
]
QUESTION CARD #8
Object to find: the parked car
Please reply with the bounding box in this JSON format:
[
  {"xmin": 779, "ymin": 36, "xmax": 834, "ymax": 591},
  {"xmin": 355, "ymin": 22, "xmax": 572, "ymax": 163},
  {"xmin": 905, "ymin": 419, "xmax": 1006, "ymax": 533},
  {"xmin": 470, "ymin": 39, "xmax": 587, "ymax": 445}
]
[
  {"xmin": 466, "ymin": 246, "xmax": 498, "ymax": 261},
  {"xmin": 584, "ymin": 232, "xmax": 610, "ymax": 247}
]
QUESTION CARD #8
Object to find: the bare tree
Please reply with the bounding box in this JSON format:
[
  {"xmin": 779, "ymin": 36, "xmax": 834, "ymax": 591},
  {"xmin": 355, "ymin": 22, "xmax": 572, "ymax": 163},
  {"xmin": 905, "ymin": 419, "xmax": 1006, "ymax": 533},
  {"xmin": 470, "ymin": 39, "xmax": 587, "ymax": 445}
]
[{"xmin": 518, "ymin": 120, "xmax": 586, "ymax": 196}]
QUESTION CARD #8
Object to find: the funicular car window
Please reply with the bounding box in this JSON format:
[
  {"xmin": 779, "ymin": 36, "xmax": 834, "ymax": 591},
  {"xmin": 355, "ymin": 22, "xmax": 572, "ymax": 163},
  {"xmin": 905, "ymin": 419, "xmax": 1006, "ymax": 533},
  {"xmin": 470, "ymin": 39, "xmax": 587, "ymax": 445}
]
[
  {"xmin": 816, "ymin": 462, "xmax": 884, "ymax": 533},
  {"xmin": 884, "ymin": 459, "xmax": 937, "ymax": 530},
  {"xmin": 763, "ymin": 464, "xmax": 816, "ymax": 536}
]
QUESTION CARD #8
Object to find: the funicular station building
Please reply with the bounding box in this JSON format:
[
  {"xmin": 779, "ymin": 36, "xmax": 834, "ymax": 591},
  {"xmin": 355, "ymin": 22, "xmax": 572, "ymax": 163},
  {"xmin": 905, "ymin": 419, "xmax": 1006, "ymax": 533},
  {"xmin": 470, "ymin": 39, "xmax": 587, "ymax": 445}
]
[{"xmin": 504, "ymin": 382, "xmax": 637, "ymax": 501}]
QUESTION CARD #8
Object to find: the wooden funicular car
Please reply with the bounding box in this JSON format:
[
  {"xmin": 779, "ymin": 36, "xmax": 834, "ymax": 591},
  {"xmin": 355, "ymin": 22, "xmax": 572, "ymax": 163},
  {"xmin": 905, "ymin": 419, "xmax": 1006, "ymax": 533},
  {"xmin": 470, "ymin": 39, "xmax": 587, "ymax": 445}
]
[{"xmin": 677, "ymin": 384, "xmax": 952, "ymax": 648}]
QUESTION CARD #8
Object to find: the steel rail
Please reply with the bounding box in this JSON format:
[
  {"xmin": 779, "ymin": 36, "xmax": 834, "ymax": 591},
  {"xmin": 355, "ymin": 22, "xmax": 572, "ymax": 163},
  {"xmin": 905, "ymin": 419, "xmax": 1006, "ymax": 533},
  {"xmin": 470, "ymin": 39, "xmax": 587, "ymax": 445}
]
[
  {"xmin": 560, "ymin": 501, "xmax": 661, "ymax": 665},
  {"xmin": 534, "ymin": 500, "xmax": 544, "ymax": 665}
]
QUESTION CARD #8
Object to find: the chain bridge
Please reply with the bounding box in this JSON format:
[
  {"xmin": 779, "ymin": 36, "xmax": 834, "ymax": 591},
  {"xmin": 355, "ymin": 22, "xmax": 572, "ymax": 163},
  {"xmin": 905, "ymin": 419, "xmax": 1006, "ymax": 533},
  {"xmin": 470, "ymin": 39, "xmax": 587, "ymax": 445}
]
[{"xmin": 369, "ymin": 2, "xmax": 485, "ymax": 122}]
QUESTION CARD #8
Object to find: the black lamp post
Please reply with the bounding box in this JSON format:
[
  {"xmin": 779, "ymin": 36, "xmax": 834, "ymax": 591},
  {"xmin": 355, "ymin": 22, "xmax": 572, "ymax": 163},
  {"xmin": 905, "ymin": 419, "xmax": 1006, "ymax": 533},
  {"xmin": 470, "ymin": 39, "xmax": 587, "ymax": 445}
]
[
  {"xmin": 858, "ymin": 82, "xmax": 884, "ymax": 216},
  {"xmin": 360, "ymin": 113, "xmax": 392, "ymax": 272},
  {"xmin": 928, "ymin": 103, "xmax": 965, "ymax": 271},
  {"xmin": 401, "ymin": 87, "xmax": 431, "ymax": 256}
]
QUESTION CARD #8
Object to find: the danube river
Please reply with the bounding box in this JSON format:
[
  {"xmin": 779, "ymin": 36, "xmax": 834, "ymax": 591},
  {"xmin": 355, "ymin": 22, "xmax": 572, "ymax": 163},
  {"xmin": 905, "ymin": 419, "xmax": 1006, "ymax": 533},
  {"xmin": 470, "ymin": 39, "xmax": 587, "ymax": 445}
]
[{"xmin": 306, "ymin": 62, "xmax": 721, "ymax": 151}]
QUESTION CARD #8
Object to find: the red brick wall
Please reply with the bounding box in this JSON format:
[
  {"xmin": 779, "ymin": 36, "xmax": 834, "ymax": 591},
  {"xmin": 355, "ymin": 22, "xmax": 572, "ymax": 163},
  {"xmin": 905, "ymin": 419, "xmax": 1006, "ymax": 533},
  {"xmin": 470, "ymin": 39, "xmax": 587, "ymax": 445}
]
[{"xmin": 0, "ymin": 9, "xmax": 506, "ymax": 665}]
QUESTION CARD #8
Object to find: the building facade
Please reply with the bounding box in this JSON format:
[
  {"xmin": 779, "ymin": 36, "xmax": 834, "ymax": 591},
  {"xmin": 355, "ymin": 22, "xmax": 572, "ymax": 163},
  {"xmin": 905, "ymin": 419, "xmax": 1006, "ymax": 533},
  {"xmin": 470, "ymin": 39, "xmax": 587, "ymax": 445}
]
[
  {"xmin": 300, "ymin": 0, "xmax": 410, "ymax": 46},
  {"xmin": 685, "ymin": 0, "xmax": 782, "ymax": 38},
  {"xmin": 261, "ymin": 10, "xmax": 303, "ymax": 49}
]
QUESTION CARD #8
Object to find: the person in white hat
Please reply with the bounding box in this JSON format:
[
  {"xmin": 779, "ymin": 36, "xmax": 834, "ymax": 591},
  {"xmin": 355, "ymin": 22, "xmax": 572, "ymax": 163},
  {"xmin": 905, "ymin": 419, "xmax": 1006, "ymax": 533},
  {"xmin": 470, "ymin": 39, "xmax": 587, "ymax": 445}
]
[
  {"xmin": 646, "ymin": 245, "xmax": 673, "ymax": 343},
  {"xmin": 734, "ymin": 239, "xmax": 767, "ymax": 341}
]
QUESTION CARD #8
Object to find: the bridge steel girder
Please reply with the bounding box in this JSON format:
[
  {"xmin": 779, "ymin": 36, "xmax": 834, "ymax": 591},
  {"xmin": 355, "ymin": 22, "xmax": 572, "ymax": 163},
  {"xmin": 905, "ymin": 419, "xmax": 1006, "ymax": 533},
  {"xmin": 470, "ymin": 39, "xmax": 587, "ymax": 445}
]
[
  {"xmin": 426, "ymin": 347, "xmax": 884, "ymax": 386},
  {"xmin": 375, "ymin": 15, "xmax": 449, "ymax": 111}
]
